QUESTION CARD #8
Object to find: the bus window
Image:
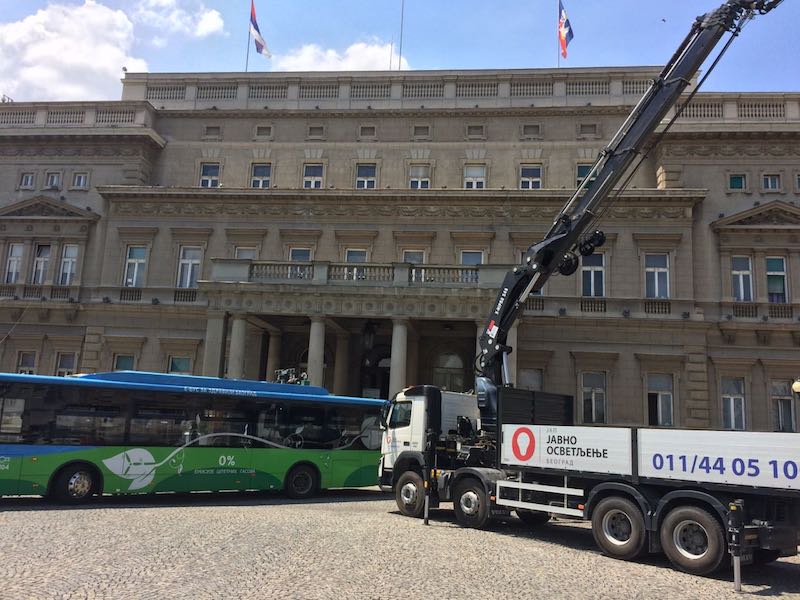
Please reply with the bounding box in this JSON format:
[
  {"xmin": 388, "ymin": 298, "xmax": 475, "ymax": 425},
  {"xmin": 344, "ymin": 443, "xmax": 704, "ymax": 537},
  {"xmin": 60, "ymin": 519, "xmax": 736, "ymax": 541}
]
[
  {"xmin": 53, "ymin": 406, "xmax": 126, "ymax": 445},
  {"xmin": 130, "ymin": 406, "xmax": 189, "ymax": 446},
  {"xmin": 257, "ymin": 402, "xmax": 287, "ymax": 444},
  {"xmin": 195, "ymin": 398, "xmax": 255, "ymax": 447},
  {"xmin": 285, "ymin": 402, "xmax": 325, "ymax": 448},
  {"xmin": 0, "ymin": 397, "xmax": 25, "ymax": 442}
]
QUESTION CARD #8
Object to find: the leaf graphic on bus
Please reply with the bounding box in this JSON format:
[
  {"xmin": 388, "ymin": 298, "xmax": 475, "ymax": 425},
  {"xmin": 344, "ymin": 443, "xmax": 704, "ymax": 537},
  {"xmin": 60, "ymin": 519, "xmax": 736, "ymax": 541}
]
[{"xmin": 103, "ymin": 448, "xmax": 158, "ymax": 491}]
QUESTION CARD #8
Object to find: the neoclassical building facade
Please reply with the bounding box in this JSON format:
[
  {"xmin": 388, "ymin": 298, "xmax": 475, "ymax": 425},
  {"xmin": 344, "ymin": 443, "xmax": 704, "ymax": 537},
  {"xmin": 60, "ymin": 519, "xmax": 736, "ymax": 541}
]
[{"xmin": 0, "ymin": 67, "xmax": 798, "ymax": 432}]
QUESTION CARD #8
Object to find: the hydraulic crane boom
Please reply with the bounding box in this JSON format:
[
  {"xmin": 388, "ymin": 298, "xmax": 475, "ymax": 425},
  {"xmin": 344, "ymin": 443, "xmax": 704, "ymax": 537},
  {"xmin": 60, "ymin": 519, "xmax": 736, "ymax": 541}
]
[{"xmin": 474, "ymin": 0, "xmax": 783, "ymax": 430}]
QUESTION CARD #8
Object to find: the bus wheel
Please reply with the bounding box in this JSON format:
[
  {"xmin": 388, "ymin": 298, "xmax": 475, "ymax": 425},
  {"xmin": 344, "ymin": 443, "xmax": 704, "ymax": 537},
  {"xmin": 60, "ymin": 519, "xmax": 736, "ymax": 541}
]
[
  {"xmin": 453, "ymin": 479, "xmax": 489, "ymax": 529},
  {"xmin": 53, "ymin": 464, "xmax": 97, "ymax": 504},
  {"xmin": 285, "ymin": 465, "xmax": 319, "ymax": 499},
  {"xmin": 516, "ymin": 509, "xmax": 550, "ymax": 528},
  {"xmin": 395, "ymin": 471, "xmax": 424, "ymax": 518},
  {"xmin": 591, "ymin": 496, "xmax": 646, "ymax": 561},
  {"xmin": 660, "ymin": 505, "xmax": 725, "ymax": 575}
]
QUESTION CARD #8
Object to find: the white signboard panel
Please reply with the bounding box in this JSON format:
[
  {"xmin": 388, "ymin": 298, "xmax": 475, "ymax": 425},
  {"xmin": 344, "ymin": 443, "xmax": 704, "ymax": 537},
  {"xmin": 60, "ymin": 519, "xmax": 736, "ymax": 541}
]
[
  {"xmin": 638, "ymin": 429, "xmax": 800, "ymax": 490},
  {"xmin": 501, "ymin": 425, "xmax": 632, "ymax": 475}
]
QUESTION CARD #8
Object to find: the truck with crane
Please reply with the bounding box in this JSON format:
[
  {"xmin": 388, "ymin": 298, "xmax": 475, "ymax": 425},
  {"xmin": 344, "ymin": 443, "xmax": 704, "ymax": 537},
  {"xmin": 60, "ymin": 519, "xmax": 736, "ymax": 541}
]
[{"xmin": 378, "ymin": 0, "xmax": 798, "ymax": 578}]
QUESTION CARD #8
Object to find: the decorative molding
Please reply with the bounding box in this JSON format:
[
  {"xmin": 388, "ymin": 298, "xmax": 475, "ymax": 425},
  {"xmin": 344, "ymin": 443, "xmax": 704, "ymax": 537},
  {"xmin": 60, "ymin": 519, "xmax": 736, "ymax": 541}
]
[
  {"xmin": 0, "ymin": 196, "xmax": 99, "ymax": 220},
  {"xmin": 712, "ymin": 200, "xmax": 800, "ymax": 230}
]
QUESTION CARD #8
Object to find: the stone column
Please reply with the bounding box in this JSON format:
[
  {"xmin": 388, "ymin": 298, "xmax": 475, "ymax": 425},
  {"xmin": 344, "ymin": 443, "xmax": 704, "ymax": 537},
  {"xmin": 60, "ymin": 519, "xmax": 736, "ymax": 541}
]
[
  {"xmin": 406, "ymin": 328, "xmax": 419, "ymax": 387},
  {"xmin": 264, "ymin": 332, "xmax": 282, "ymax": 381},
  {"xmin": 307, "ymin": 317, "xmax": 326, "ymax": 387},
  {"xmin": 388, "ymin": 318, "xmax": 408, "ymax": 399},
  {"xmin": 227, "ymin": 314, "xmax": 248, "ymax": 380},
  {"xmin": 789, "ymin": 251, "xmax": 800, "ymax": 305},
  {"xmin": 45, "ymin": 240, "xmax": 61, "ymax": 286},
  {"xmin": 333, "ymin": 333, "xmax": 349, "ymax": 395},
  {"xmin": 754, "ymin": 251, "xmax": 767, "ymax": 303},
  {"xmin": 202, "ymin": 311, "xmax": 228, "ymax": 377}
]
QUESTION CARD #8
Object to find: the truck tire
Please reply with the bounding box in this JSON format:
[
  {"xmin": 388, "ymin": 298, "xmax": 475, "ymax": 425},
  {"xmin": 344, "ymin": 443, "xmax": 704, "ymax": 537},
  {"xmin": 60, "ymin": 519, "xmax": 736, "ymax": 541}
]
[
  {"xmin": 591, "ymin": 496, "xmax": 647, "ymax": 561},
  {"xmin": 516, "ymin": 509, "xmax": 550, "ymax": 528},
  {"xmin": 659, "ymin": 505, "xmax": 726, "ymax": 575},
  {"xmin": 395, "ymin": 471, "xmax": 425, "ymax": 518},
  {"xmin": 453, "ymin": 478, "xmax": 490, "ymax": 529}
]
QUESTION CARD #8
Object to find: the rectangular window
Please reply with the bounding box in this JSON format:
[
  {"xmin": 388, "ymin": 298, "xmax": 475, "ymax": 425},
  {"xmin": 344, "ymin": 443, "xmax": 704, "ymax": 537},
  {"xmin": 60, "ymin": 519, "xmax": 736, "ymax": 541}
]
[
  {"xmin": 728, "ymin": 174, "xmax": 746, "ymax": 190},
  {"xmin": 766, "ymin": 257, "xmax": 787, "ymax": 303},
  {"xmin": 204, "ymin": 125, "xmax": 221, "ymax": 138},
  {"xmin": 731, "ymin": 256, "xmax": 752, "ymax": 302},
  {"xmin": 124, "ymin": 246, "xmax": 147, "ymax": 287},
  {"xmin": 464, "ymin": 165, "xmax": 486, "ymax": 189},
  {"xmin": 359, "ymin": 125, "xmax": 376, "ymax": 138},
  {"xmin": 647, "ymin": 374, "xmax": 674, "ymax": 427},
  {"xmin": 345, "ymin": 248, "xmax": 367, "ymax": 280},
  {"xmin": 581, "ymin": 253, "xmax": 604, "ymax": 297},
  {"xmin": 645, "ymin": 254, "xmax": 669, "ymax": 299},
  {"xmin": 409, "ymin": 164, "xmax": 430, "ymax": 189},
  {"xmin": 356, "ymin": 164, "xmax": 377, "ymax": 189},
  {"xmin": 250, "ymin": 163, "xmax": 271, "ymax": 188},
  {"xmin": 17, "ymin": 351, "xmax": 36, "ymax": 374},
  {"xmin": 168, "ymin": 356, "xmax": 192, "ymax": 374},
  {"xmin": 0, "ymin": 397, "xmax": 25, "ymax": 438},
  {"xmin": 5, "ymin": 243, "xmax": 23, "ymax": 284},
  {"xmin": 58, "ymin": 244, "xmax": 78, "ymax": 286},
  {"xmin": 32, "ymin": 244, "xmax": 51, "ymax": 284},
  {"xmin": 762, "ymin": 174, "xmax": 781, "ymax": 190},
  {"xmin": 412, "ymin": 125, "xmax": 430, "ymax": 139},
  {"xmin": 234, "ymin": 246, "xmax": 257, "ymax": 260},
  {"xmin": 55, "ymin": 352, "xmax": 76, "ymax": 377},
  {"xmin": 521, "ymin": 123, "xmax": 541, "ymax": 138},
  {"xmin": 579, "ymin": 123, "xmax": 598, "ymax": 136},
  {"xmin": 577, "ymin": 164, "xmax": 596, "ymax": 187},
  {"xmin": 404, "ymin": 250, "xmax": 426, "ymax": 283},
  {"xmin": 460, "ymin": 250, "xmax": 482, "ymax": 284},
  {"xmin": 177, "ymin": 246, "xmax": 202, "ymax": 288},
  {"xmin": 303, "ymin": 164, "xmax": 323, "ymax": 189},
  {"xmin": 582, "ymin": 371, "xmax": 606, "ymax": 424},
  {"xmin": 307, "ymin": 125, "xmax": 325, "ymax": 139},
  {"xmin": 289, "ymin": 247, "xmax": 312, "ymax": 279},
  {"xmin": 199, "ymin": 163, "xmax": 220, "ymax": 188},
  {"xmin": 388, "ymin": 401, "xmax": 412, "ymax": 429},
  {"xmin": 771, "ymin": 380, "xmax": 795, "ymax": 433},
  {"xmin": 72, "ymin": 172, "xmax": 88, "ymax": 189},
  {"xmin": 45, "ymin": 172, "xmax": 61, "ymax": 189},
  {"xmin": 255, "ymin": 125, "xmax": 272, "ymax": 138},
  {"xmin": 519, "ymin": 165, "xmax": 542, "ymax": 190},
  {"xmin": 721, "ymin": 377, "xmax": 746, "ymax": 431},
  {"xmin": 466, "ymin": 125, "xmax": 485, "ymax": 139},
  {"xmin": 113, "ymin": 354, "xmax": 135, "ymax": 371},
  {"xmin": 19, "ymin": 172, "xmax": 34, "ymax": 189}
]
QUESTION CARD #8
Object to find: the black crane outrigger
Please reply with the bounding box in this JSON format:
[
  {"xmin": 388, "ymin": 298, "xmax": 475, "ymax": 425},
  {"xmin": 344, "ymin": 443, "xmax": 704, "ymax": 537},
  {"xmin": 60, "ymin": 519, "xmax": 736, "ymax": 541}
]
[{"xmin": 475, "ymin": 0, "xmax": 783, "ymax": 432}]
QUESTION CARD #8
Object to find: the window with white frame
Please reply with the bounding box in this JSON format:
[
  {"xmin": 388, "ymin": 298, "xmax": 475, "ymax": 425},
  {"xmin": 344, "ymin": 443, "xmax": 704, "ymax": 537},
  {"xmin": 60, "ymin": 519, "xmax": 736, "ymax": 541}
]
[
  {"xmin": 55, "ymin": 352, "xmax": 76, "ymax": 377},
  {"xmin": 19, "ymin": 172, "xmax": 34, "ymax": 189},
  {"xmin": 577, "ymin": 164, "xmax": 596, "ymax": 187},
  {"xmin": 721, "ymin": 377, "xmax": 746, "ymax": 431},
  {"xmin": 581, "ymin": 253, "xmax": 604, "ymax": 297},
  {"xmin": 645, "ymin": 254, "xmax": 669, "ymax": 299},
  {"xmin": 403, "ymin": 249, "xmax": 426, "ymax": 282},
  {"xmin": 168, "ymin": 356, "xmax": 192, "ymax": 374},
  {"xmin": 199, "ymin": 163, "xmax": 220, "ymax": 188},
  {"xmin": 72, "ymin": 172, "xmax": 88, "ymax": 189},
  {"xmin": 731, "ymin": 256, "xmax": 753, "ymax": 302},
  {"xmin": 177, "ymin": 246, "xmax": 202, "ymax": 288},
  {"xmin": 58, "ymin": 244, "xmax": 78, "ymax": 286},
  {"xmin": 17, "ymin": 351, "xmax": 36, "ymax": 374},
  {"xmin": 251, "ymin": 163, "xmax": 271, "ymax": 188},
  {"xmin": 114, "ymin": 354, "xmax": 135, "ymax": 371},
  {"xmin": 303, "ymin": 164, "xmax": 323, "ymax": 189},
  {"xmin": 31, "ymin": 244, "xmax": 51, "ymax": 284},
  {"xmin": 464, "ymin": 165, "xmax": 486, "ymax": 189},
  {"xmin": 289, "ymin": 247, "xmax": 312, "ymax": 279},
  {"xmin": 728, "ymin": 174, "xmax": 747, "ymax": 190},
  {"xmin": 771, "ymin": 380, "xmax": 796, "ymax": 433},
  {"xmin": 45, "ymin": 172, "xmax": 61, "ymax": 189},
  {"xmin": 5, "ymin": 243, "xmax": 23, "ymax": 284},
  {"xmin": 234, "ymin": 246, "xmax": 257, "ymax": 260},
  {"xmin": 345, "ymin": 248, "xmax": 368, "ymax": 280},
  {"xmin": 408, "ymin": 164, "xmax": 430, "ymax": 189},
  {"xmin": 762, "ymin": 174, "xmax": 781, "ymax": 191},
  {"xmin": 519, "ymin": 165, "xmax": 542, "ymax": 190},
  {"xmin": 356, "ymin": 164, "xmax": 377, "ymax": 189},
  {"xmin": 124, "ymin": 246, "xmax": 147, "ymax": 287},
  {"xmin": 766, "ymin": 257, "xmax": 787, "ymax": 304},
  {"xmin": 647, "ymin": 373, "xmax": 674, "ymax": 427},
  {"xmin": 582, "ymin": 371, "xmax": 606, "ymax": 424}
]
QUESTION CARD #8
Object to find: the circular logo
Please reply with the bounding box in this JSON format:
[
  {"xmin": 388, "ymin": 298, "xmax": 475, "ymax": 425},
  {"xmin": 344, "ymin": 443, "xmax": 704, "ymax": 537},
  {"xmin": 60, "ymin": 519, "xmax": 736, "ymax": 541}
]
[{"xmin": 511, "ymin": 427, "xmax": 536, "ymax": 462}]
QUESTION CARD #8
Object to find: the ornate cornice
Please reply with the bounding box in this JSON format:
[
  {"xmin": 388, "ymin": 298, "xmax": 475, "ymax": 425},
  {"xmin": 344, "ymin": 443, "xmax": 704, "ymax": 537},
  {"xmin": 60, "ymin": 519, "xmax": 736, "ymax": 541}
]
[{"xmin": 658, "ymin": 139, "xmax": 800, "ymax": 159}]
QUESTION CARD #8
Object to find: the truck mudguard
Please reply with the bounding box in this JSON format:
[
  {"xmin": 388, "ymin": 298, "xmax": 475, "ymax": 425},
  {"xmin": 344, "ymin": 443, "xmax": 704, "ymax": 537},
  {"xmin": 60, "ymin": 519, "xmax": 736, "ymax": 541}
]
[
  {"xmin": 653, "ymin": 489, "xmax": 728, "ymax": 527},
  {"xmin": 584, "ymin": 482, "xmax": 657, "ymax": 529},
  {"xmin": 452, "ymin": 467, "xmax": 505, "ymax": 496}
]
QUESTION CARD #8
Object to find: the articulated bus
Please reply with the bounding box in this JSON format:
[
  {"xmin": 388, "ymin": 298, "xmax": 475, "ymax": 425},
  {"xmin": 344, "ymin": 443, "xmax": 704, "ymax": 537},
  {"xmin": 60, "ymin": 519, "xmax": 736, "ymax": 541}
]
[{"xmin": 0, "ymin": 371, "xmax": 384, "ymax": 503}]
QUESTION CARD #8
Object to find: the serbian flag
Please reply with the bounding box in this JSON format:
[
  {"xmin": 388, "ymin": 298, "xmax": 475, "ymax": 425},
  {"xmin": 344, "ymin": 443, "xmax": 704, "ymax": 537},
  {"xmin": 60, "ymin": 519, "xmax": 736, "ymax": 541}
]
[
  {"xmin": 558, "ymin": 0, "xmax": 574, "ymax": 59},
  {"xmin": 250, "ymin": 0, "xmax": 271, "ymax": 58}
]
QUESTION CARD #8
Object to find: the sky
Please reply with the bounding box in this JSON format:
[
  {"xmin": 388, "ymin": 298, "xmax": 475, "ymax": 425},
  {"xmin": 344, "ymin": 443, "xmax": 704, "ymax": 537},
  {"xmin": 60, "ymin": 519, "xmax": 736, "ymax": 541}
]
[{"xmin": 0, "ymin": 0, "xmax": 797, "ymax": 102}]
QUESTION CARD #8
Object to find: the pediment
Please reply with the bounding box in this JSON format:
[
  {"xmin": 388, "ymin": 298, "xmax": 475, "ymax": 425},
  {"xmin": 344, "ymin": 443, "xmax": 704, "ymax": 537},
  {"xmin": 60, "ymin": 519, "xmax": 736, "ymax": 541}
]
[
  {"xmin": 0, "ymin": 196, "xmax": 98, "ymax": 220},
  {"xmin": 711, "ymin": 201, "xmax": 800, "ymax": 230}
]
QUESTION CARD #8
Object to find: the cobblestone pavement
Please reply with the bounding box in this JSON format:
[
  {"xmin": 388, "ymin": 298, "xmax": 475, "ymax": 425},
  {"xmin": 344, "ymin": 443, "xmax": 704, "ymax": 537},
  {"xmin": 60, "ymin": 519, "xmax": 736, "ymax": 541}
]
[{"xmin": 0, "ymin": 490, "xmax": 798, "ymax": 600}]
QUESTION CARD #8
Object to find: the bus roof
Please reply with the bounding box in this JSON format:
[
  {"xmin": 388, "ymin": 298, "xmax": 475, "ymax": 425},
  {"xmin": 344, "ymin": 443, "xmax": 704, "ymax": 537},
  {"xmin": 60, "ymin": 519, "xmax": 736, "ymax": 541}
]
[{"xmin": 0, "ymin": 371, "xmax": 385, "ymax": 406}]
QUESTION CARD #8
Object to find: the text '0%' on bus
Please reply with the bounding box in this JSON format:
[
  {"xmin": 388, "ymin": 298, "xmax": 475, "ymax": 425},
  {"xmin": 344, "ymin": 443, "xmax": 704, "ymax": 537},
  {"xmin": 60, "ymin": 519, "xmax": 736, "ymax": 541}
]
[{"xmin": 0, "ymin": 371, "xmax": 384, "ymax": 504}]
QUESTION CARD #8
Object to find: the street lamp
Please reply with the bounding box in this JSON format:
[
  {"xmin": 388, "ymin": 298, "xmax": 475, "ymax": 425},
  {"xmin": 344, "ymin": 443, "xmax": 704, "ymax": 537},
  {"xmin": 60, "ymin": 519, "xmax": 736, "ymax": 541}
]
[{"xmin": 792, "ymin": 379, "xmax": 800, "ymax": 395}]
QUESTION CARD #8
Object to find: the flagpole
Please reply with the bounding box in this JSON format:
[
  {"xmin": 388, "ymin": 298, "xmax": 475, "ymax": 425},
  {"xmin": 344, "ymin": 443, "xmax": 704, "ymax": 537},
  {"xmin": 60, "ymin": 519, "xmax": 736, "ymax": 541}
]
[
  {"xmin": 398, "ymin": 0, "xmax": 405, "ymax": 71},
  {"xmin": 245, "ymin": 1, "xmax": 252, "ymax": 72}
]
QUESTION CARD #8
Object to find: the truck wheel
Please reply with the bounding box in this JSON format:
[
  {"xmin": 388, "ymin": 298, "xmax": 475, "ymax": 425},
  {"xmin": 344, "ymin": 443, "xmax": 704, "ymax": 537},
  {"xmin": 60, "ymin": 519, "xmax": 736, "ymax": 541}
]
[
  {"xmin": 395, "ymin": 471, "xmax": 425, "ymax": 518},
  {"xmin": 52, "ymin": 464, "xmax": 97, "ymax": 504},
  {"xmin": 660, "ymin": 506, "xmax": 726, "ymax": 575},
  {"xmin": 591, "ymin": 497, "xmax": 647, "ymax": 560},
  {"xmin": 516, "ymin": 509, "xmax": 550, "ymax": 528},
  {"xmin": 453, "ymin": 479, "xmax": 489, "ymax": 529}
]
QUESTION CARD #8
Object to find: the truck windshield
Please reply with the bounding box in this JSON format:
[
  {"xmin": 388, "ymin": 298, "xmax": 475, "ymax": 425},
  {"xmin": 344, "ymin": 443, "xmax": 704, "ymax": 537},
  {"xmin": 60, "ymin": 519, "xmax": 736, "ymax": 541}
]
[{"xmin": 388, "ymin": 401, "xmax": 412, "ymax": 429}]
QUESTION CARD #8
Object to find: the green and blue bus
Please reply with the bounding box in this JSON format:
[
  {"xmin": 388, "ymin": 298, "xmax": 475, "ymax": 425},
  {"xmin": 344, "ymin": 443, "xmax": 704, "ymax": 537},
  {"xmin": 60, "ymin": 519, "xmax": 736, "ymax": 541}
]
[{"xmin": 0, "ymin": 371, "xmax": 384, "ymax": 503}]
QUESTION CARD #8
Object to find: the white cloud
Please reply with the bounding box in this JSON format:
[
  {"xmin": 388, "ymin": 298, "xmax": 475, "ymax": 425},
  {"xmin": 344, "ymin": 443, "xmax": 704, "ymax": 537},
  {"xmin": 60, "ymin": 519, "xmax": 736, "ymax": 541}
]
[
  {"xmin": 273, "ymin": 42, "xmax": 411, "ymax": 72},
  {"xmin": 0, "ymin": 0, "xmax": 147, "ymax": 102},
  {"xmin": 133, "ymin": 0, "xmax": 224, "ymax": 38}
]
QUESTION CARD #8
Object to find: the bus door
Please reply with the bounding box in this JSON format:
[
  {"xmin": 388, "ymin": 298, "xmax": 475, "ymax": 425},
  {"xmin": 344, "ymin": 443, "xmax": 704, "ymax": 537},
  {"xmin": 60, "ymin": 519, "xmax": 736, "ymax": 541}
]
[{"xmin": 0, "ymin": 396, "xmax": 25, "ymax": 495}]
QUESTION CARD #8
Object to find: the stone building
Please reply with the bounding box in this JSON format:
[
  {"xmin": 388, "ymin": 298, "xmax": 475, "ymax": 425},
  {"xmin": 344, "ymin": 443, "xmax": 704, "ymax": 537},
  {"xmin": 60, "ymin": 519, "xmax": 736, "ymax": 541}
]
[{"xmin": 0, "ymin": 67, "xmax": 798, "ymax": 432}]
